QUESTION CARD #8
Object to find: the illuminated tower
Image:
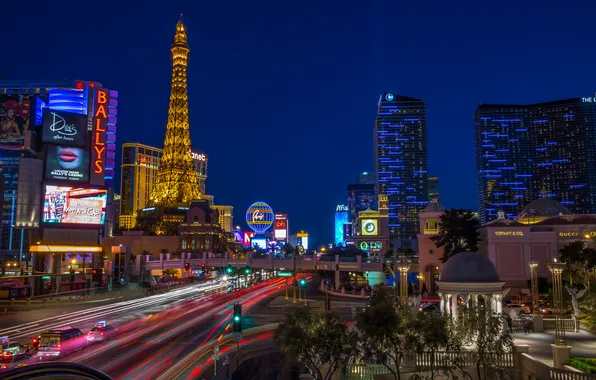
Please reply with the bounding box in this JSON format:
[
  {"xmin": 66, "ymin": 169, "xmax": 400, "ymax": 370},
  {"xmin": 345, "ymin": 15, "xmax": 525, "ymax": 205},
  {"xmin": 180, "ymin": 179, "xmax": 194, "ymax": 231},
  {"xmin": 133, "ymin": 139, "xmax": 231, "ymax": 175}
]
[{"xmin": 149, "ymin": 18, "xmax": 201, "ymax": 207}]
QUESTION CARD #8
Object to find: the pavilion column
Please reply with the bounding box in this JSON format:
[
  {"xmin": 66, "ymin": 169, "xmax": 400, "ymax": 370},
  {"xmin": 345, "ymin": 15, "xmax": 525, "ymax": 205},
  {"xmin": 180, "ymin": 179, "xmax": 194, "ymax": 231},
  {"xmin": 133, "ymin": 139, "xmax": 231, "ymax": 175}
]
[
  {"xmin": 496, "ymin": 294, "xmax": 503, "ymax": 314},
  {"xmin": 439, "ymin": 292, "xmax": 445, "ymax": 313},
  {"xmin": 451, "ymin": 294, "xmax": 458, "ymax": 322}
]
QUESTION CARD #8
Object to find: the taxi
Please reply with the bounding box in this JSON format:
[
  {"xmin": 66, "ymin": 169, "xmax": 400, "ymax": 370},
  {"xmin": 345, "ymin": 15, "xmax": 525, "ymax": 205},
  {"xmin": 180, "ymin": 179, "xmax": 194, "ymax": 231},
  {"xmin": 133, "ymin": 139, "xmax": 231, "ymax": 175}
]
[{"xmin": 1, "ymin": 337, "xmax": 31, "ymax": 362}]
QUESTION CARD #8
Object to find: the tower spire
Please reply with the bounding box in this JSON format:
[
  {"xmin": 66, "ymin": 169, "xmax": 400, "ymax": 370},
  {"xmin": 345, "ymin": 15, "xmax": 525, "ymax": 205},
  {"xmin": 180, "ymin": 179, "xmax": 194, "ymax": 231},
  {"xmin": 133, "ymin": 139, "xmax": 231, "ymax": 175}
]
[{"xmin": 149, "ymin": 19, "xmax": 201, "ymax": 207}]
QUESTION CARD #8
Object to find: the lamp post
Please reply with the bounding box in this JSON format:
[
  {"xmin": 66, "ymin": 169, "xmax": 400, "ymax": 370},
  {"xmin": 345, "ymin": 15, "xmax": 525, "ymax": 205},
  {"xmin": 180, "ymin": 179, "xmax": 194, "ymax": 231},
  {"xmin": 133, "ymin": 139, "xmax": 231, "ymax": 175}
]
[
  {"xmin": 548, "ymin": 259, "xmax": 566, "ymax": 346},
  {"xmin": 396, "ymin": 260, "xmax": 410, "ymax": 306},
  {"xmin": 529, "ymin": 259, "xmax": 539, "ymax": 313}
]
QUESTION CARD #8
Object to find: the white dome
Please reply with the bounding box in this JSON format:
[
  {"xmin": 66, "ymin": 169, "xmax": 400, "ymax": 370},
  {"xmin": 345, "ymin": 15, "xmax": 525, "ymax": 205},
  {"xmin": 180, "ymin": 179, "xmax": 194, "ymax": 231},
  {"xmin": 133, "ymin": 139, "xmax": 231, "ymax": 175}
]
[{"xmin": 440, "ymin": 252, "xmax": 500, "ymax": 283}]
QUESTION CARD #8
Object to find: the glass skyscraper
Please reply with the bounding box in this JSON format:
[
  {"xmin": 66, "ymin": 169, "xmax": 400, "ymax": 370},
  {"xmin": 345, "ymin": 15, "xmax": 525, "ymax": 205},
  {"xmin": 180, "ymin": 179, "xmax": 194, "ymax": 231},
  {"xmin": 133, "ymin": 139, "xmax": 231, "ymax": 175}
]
[
  {"xmin": 475, "ymin": 97, "xmax": 596, "ymax": 225},
  {"xmin": 374, "ymin": 92, "xmax": 428, "ymax": 245}
]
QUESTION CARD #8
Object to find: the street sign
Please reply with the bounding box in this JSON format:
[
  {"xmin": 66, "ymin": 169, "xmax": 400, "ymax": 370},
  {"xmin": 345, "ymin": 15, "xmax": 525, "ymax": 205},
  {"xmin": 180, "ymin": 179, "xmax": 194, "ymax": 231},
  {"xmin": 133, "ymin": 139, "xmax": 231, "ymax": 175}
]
[
  {"xmin": 233, "ymin": 332, "xmax": 243, "ymax": 342},
  {"xmin": 278, "ymin": 271, "xmax": 292, "ymax": 277}
]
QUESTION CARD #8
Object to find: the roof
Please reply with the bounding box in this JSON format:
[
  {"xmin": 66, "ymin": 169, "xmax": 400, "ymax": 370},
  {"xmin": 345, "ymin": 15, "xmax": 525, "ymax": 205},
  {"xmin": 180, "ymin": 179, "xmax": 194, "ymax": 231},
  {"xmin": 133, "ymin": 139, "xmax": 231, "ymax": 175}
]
[
  {"xmin": 519, "ymin": 198, "xmax": 571, "ymax": 218},
  {"xmin": 439, "ymin": 252, "xmax": 500, "ymax": 283},
  {"xmin": 422, "ymin": 200, "xmax": 445, "ymax": 213},
  {"xmin": 532, "ymin": 214, "xmax": 596, "ymax": 226},
  {"xmin": 484, "ymin": 218, "xmax": 524, "ymax": 227}
]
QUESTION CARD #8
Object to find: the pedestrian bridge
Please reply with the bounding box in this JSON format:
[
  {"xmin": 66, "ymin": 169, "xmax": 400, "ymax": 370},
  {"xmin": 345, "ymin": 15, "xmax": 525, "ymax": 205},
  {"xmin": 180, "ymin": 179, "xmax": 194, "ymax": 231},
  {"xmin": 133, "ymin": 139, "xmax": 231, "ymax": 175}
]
[
  {"xmin": 136, "ymin": 253, "xmax": 418, "ymax": 273},
  {"xmin": 135, "ymin": 252, "xmax": 418, "ymax": 273}
]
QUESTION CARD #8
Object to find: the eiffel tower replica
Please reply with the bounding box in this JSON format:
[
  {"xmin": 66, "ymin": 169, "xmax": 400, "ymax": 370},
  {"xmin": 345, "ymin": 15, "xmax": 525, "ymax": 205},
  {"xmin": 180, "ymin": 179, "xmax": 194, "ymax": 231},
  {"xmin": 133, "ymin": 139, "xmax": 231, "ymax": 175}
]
[{"xmin": 137, "ymin": 18, "xmax": 202, "ymax": 231}]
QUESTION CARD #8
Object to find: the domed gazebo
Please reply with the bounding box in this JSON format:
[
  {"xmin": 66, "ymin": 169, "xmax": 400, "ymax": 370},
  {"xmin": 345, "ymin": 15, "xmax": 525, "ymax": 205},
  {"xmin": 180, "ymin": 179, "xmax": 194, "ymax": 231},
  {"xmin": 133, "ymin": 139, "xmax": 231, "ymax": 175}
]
[{"xmin": 436, "ymin": 252, "xmax": 508, "ymax": 321}]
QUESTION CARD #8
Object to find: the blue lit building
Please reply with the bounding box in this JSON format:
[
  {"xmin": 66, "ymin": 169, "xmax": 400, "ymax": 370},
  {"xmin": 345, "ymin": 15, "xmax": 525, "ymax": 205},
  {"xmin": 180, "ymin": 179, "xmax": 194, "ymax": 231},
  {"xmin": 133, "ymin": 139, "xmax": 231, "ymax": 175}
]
[
  {"xmin": 475, "ymin": 97, "xmax": 596, "ymax": 225},
  {"xmin": 374, "ymin": 92, "xmax": 428, "ymax": 246},
  {"xmin": 334, "ymin": 204, "xmax": 349, "ymax": 246}
]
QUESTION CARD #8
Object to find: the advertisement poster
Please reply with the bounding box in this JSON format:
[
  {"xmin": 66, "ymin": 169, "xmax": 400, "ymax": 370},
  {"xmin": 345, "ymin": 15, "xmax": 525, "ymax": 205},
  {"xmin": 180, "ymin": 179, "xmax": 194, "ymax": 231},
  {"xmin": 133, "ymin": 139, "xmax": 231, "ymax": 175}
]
[
  {"xmin": 45, "ymin": 146, "xmax": 89, "ymax": 182},
  {"xmin": 42, "ymin": 109, "xmax": 87, "ymax": 147},
  {"xmin": 0, "ymin": 95, "xmax": 31, "ymax": 148},
  {"xmin": 42, "ymin": 185, "xmax": 107, "ymax": 225}
]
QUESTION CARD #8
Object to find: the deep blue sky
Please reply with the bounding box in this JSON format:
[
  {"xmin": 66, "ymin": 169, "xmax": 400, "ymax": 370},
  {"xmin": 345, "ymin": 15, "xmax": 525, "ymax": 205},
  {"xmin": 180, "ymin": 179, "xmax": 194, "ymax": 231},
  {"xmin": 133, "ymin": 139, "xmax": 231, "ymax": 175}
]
[{"xmin": 2, "ymin": 1, "xmax": 595, "ymax": 247}]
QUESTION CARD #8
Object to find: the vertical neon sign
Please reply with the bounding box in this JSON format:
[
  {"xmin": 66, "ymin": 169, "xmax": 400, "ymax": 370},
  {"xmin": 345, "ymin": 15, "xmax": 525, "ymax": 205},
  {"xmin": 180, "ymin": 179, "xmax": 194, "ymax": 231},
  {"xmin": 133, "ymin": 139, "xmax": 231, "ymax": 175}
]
[{"xmin": 90, "ymin": 88, "xmax": 118, "ymax": 186}]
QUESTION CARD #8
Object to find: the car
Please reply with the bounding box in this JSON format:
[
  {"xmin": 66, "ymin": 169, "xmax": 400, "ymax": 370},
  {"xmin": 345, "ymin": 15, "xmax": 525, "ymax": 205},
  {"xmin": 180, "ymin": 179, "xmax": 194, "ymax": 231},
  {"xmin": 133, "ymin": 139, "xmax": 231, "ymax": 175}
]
[
  {"xmin": 86, "ymin": 322, "xmax": 118, "ymax": 342},
  {"xmin": 538, "ymin": 304, "xmax": 554, "ymax": 315},
  {"xmin": 1, "ymin": 338, "xmax": 31, "ymax": 362}
]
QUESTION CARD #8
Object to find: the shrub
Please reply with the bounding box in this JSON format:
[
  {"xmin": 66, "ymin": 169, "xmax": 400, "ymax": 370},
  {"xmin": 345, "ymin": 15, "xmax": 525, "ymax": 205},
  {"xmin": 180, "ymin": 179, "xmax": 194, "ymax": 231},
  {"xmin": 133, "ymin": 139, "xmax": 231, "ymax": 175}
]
[{"xmin": 569, "ymin": 358, "xmax": 596, "ymax": 374}]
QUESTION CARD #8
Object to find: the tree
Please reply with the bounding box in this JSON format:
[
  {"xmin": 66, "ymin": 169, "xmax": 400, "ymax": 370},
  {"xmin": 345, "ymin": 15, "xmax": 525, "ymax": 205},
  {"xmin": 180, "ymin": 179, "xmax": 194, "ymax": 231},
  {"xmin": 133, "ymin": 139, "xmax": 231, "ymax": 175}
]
[
  {"xmin": 430, "ymin": 209, "xmax": 480, "ymax": 263},
  {"xmin": 356, "ymin": 285, "xmax": 418, "ymax": 380},
  {"xmin": 162, "ymin": 268, "xmax": 179, "ymax": 278},
  {"xmin": 559, "ymin": 241, "xmax": 596, "ymax": 288},
  {"xmin": 579, "ymin": 291, "xmax": 596, "ymax": 330},
  {"xmin": 455, "ymin": 303, "xmax": 514, "ymax": 380},
  {"xmin": 79, "ymin": 252, "xmax": 90, "ymax": 274},
  {"xmin": 409, "ymin": 311, "xmax": 463, "ymax": 380},
  {"xmin": 273, "ymin": 308, "xmax": 357, "ymax": 380}
]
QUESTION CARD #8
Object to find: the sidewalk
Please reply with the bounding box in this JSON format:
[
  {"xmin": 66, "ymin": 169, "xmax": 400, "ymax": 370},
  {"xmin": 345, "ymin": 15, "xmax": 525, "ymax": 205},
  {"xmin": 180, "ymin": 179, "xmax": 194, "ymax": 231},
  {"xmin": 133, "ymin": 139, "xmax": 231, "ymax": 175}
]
[{"xmin": 512, "ymin": 330, "xmax": 596, "ymax": 366}]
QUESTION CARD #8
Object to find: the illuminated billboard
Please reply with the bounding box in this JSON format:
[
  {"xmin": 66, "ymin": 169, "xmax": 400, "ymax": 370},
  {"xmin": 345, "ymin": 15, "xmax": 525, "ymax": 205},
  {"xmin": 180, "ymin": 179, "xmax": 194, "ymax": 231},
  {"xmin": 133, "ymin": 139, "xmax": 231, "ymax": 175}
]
[
  {"xmin": 335, "ymin": 205, "xmax": 349, "ymax": 245},
  {"xmin": 246, "ymin": 201, "xmax": 274, "ymax": 233},
  {"xmin": 0, "ymin": 95, "xmax": 31, "ymax": 148},
  {"xmin": 90, "ymin": 89, "xmax": 118, "ymax": 187},
  {"xmin": 45, "ymin": 145, "xmax": 89, "ymax": 182},
  {"xmin": 361, "ymin": 219, "xmax": 379, "ymax": 236},
  {"xmin": 243, "ymin": 232, "xmax": 255, "ymax": 247},
  {"xmin": 296, "ymin": 230, "xmax": 309, "ymax": 250},
  {"xmin": 274, "ymin": 214, "xmax": 288, "ymax": 240},
  {"xmin": 42, "ymin": 185, "xmax": 107, "ymax": 226},
  {"xmin": 41, "ymin": 109, "xmax": 87, "ymax": 147},
  {"xmin": 251, "ymin": 236, "xmax": 267, "ymax": 249}
]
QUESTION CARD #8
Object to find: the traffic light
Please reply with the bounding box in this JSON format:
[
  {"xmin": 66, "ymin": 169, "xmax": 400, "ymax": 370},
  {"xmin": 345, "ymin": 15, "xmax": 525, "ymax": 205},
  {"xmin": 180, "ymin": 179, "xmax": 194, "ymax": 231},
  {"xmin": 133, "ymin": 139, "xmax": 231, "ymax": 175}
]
[
  {"xmin": 300, "ymin": 278, "xmax": 306, "ymax": 287},
  {"xmin": 92, "ymin": 269, "xmax": 102, "ymax": 283},
  {"xmin": 226, "ymin": 265, "xmax": 233, "ymax": 275},
  {"xmin": 184, "ymin": 262, "xmax": 190, "ymax": 271},
  {"xmin": 201, "ymin": 263, "xmax": 206, "ymax": 271},
  {"xmin": 233, "ymin": 303, "xmax": 242, "ymax": 332},
  {"xmin": 244, "ymin": 266, "xmax": 250, "ymax": 275},
  {"xmin": 46, "ymin": 281, "xmax": 52, "ymax": 290},
  {"xmin": 227, "ymin": 285, "xmax": 233, "ymax": 293}
]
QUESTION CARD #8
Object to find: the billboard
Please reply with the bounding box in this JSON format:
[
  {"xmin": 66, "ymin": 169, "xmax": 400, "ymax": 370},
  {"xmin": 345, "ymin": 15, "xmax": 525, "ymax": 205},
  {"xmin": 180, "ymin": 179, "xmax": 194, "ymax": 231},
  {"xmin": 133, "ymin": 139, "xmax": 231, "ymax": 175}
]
[
  {"xmin": 0, "ymin": 95, "xmax": 31, "ymax": 148},
  {"xmin": 42, "ymin": 185, "xmax": 107, "ymax": 226},
  {"xmin": 90, "ymin": 88, "xmax": 118, "ymax": 186},
  {"xmin": 335, "ymin": 205, "xmax": 349, "ymax": 245},
  {"xmin": 251, "ymin": 236, "xmax": 267, "ymax": 249},
  {"xmin": 45, "ymin": 145, "xmax": 89, "ymax": 182},
  {"xmin": 243, "ymin": 232, "xmax": 255, "ymax": 247},
  {"xmin": 361, "ymin": 219, "xmax": 379, "ymax": 236},
  {"xmin": 274, "ymin": 214, "xmax": 288, "ymax": 240},
  {"xmin": 42, "ymin": 109, "xmax": 87, "ymax": 147}
]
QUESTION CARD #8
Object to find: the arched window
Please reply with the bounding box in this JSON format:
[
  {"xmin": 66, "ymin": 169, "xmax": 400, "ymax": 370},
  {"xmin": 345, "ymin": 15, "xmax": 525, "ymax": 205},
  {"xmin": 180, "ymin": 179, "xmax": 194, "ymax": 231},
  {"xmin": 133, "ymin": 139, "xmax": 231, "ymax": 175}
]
[
  {"xmin": 205, "ymin": 240, "xmax": 210, "ymax": 250},
  {"xmin": 192, "ymin": 239, "xmax": 198, "ymax": 250},
  {"xmin": 181, "ymin": 240, "xmax": 187, "ymax": 250}
]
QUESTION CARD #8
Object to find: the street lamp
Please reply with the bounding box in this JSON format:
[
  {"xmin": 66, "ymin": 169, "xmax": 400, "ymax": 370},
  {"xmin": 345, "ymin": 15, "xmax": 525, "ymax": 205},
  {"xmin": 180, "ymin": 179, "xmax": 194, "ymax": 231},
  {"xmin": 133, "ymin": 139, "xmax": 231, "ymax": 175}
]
[
  {"xmin": 548, "ymin": 259, "xmax": 566, "ymax": 346},
  {"xmin": 529, "ymin": 259, "xmax": 539, "ymax": 314},
  {"xmin": 396, "ymin": 261, "xmax": 410, "ymax": 306}
]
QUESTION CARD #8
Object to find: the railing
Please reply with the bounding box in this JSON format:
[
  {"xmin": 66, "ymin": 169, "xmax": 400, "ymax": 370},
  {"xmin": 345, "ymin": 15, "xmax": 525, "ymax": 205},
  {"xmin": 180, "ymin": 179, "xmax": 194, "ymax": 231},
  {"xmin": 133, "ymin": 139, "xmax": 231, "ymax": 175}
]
[
  {"xmin": 416, "ymin": 351, "xmax": 514, "ymax": 369},
  {"xmin": 344, "ymin": 364, "xmax": 396, "ymax": 380},
  {"xmin": 550, "ymin": 367, "xmax": 596, "ymax": 380},
  {"xmin": 543, "ymin": 318, "xmax": 576, "ymax": 331}
]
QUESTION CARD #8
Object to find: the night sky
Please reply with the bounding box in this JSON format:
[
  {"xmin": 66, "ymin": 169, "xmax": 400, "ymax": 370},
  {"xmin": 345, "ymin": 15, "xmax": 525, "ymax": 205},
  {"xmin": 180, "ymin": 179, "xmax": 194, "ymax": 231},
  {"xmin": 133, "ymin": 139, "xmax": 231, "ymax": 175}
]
[{"xmin": 2, "ymin": 1, "xmax": 595, "ymax": 247}]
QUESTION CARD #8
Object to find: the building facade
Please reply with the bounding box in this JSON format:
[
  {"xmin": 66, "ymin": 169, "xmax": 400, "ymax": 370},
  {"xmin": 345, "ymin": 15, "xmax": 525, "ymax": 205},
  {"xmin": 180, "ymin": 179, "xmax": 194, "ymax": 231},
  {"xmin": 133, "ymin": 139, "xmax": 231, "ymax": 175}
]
[
  {"xmin": 213, "ymin": 205, "xmax": 233, "ymax": 233},
  {"xmin": 475, "ymin": 97, "xmax": 596, "ymax": 225},
  {"xmin": 118, "ymin": 142, "xmax": 207, "ymax": 228},
  {"xmin": 374, "ymin": 92, "xmax": 429, "ymax": 246},
  {"xmin": 428, "ymin": 175, "xmax": 439, "ymax": 201},
  {"xmin": 357, "ymin": 171, "xmax": 375, "ymax": 184}
]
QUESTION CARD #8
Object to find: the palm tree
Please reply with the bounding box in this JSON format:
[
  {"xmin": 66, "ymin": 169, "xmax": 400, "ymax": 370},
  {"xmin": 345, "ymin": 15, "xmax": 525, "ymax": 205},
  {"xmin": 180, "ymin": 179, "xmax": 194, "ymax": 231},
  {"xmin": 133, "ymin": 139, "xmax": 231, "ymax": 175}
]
[
  {"xmin": 430, "ymin": 208, "xmax": 480, "ymax": 263},
  {"xmin": 79, "ymin": 252, "xmax": 91, "ymax": 274},
  {"xmin": 159, "ymin": 248, "xmax": 169, "ymax": 275}
]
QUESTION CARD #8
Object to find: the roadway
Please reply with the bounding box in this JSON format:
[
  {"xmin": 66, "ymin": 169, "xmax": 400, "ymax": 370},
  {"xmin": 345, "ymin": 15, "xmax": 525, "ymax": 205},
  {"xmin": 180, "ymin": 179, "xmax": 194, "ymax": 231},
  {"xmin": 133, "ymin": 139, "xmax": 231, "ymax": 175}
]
[
  {"xmin": 0, "ymin": 276, "xmax": 295, "ymax": 379},
  {"xmin": 1, "ymin": 274, "xmax": 365, "ymax": 379}
]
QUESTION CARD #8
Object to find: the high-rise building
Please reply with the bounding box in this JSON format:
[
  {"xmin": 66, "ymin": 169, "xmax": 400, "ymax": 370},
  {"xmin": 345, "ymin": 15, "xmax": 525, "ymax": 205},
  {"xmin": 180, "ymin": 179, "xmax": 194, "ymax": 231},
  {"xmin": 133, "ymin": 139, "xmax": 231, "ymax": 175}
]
[
  {"xmin": 475, "ymin": 96, "xmax": 596, "ymax": 225},
  {"xmin": 357, "ymin": 171, "xmax": 375, "ymax": 184},
  {"xmin": 149, "ymin": 19, "xmax": 201, "ymax": 208},
  {"xmin": 213, "ymin": 205, "xmax": 233, "ymax": 233},
  {"xmin": 334, "ymin": 205, "xmax": 349, "ymax": 245},
  {"xmin": 119, "ymin": 142, "xmax": 207, "ymax": 228},
  {"xmin": 374, "ymin": 92, "xmax": 429, "ymax": 246},
  {"xmin": 428, "ymin": 175, "xmax": 439, "ymax": 201}
]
